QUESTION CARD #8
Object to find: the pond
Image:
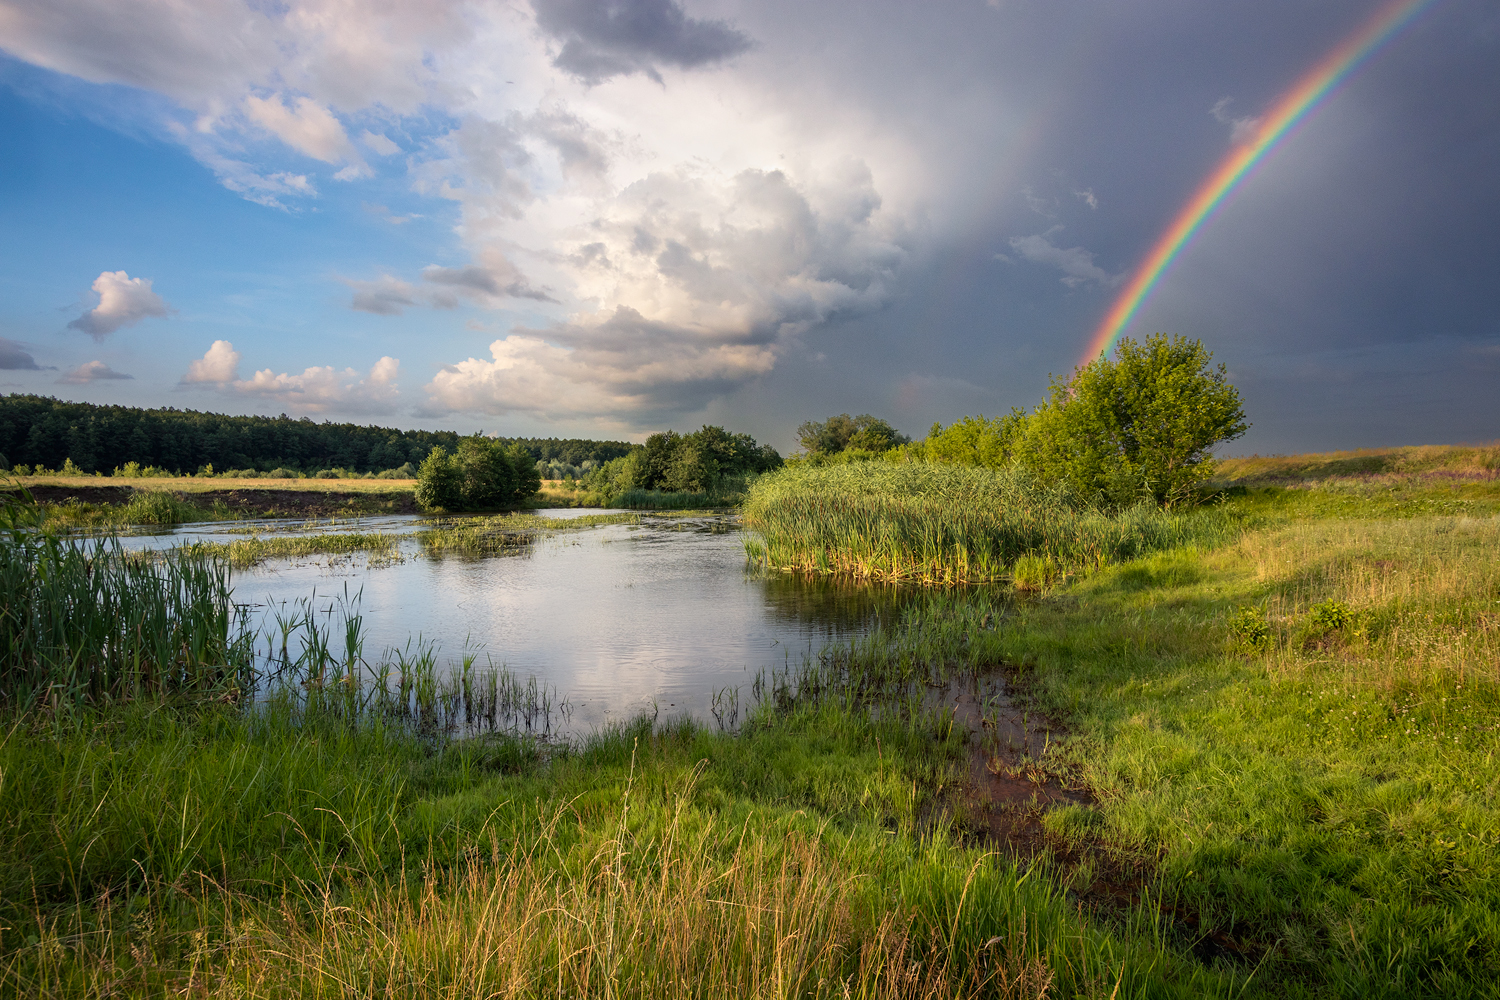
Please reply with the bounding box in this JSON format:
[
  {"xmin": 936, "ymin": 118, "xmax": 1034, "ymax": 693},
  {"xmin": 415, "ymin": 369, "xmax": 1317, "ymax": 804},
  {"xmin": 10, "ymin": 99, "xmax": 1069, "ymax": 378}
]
[{"xmin": 115, "ymin": 511, "xmax": 921, "ymax": 734}]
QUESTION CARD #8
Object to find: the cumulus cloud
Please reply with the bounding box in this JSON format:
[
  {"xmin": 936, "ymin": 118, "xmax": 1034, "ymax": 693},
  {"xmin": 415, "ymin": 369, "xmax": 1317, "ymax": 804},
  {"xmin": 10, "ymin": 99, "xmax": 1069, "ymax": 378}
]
[
  {"xmin": 57, "ymin": 360, "xmax": 133, "ymax": 383},
  {"xmin": 232, "ymin": 356, "xmax": 400, "ymax": 414},
  {"xmin": 531, "ymin": 0, "xmax": 753, "ymax": 85},
  {"xmin": 0, "ymin": 338, "xmax": 46, "ymax": 370},
  {"xmin": 1004, "ymin": 230, "xmax": 1121, "ymax": 288},
  {"xmin": 425, "ymin": 163, "xmax": 904, "ymax": 418},
  {"xmin": 180, "ymin": 341, "xmax": 400, "ymax": 414},
  {"xmin": 1211, "ymin": 97, "xmax": 1262, "ymax": 145},
  {"xmin": 182, "ymin": 340, "xmax": 242, "ymax": 383},
  {"xmin": 67, "ymin": 270, "xmax": 173, "ymax": 339}
]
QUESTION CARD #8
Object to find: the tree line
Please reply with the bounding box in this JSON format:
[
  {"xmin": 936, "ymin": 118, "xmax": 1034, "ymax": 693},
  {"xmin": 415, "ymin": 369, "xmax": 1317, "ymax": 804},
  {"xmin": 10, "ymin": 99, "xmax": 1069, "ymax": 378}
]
[{"xmin": 0, "ymin": 395, "xmax": 637, "ymax": 475}]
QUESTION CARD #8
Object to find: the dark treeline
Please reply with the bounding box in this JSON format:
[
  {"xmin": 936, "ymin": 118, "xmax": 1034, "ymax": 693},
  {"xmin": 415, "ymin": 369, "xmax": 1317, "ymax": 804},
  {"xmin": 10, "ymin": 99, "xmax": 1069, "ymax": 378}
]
[{"xmin": 0, "ymin": 395, "xmax": 637, "ymax": 475}]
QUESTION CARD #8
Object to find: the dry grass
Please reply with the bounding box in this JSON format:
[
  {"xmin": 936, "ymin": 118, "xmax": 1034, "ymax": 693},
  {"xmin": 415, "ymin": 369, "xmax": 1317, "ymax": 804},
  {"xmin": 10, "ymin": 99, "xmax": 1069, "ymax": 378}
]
[
  {"xmin": 8, "ymin": 475, "xmax": 416, "ymax": 493},
  {"xmin": 1221, "ymin": 514, "xmax": 1500, "ymax": 687},
  {"xmin": 1217, "ymin": 442, "xmax": 1500, "ymax": 485}
]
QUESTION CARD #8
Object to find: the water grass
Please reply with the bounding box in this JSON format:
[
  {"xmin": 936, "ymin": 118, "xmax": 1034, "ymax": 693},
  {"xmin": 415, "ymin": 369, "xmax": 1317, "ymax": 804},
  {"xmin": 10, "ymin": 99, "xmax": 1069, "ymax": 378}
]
[
  {"xmin": 196, "ymin": 532, "xmax": 405, "ymax": 568},
  {"xmin": 39, "ymin": 490, "xmax": 212, "ymax": 528},
  {"xmin": 417, "ymin": 511, "xmax": 639, "ymax": 559},
  {"xmin": 0, "ymin": 490, "xmax": 251, "ymax": 711},
  {"xmin": 742, "ymin": 462, "xmax": 1239, "ymax": 586}
]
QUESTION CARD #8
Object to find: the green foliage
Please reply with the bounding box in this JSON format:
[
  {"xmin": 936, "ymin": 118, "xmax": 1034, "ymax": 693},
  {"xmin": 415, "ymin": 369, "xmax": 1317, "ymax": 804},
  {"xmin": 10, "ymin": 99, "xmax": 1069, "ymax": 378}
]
[
  {"xmin": 416, "ymin": 439, "xmax": 542, "ymax": 512},
  {"xmin": 414, "ymin": 446, "xmax": 464, "ymax": 511},
  {"xmin": 1227, "ymin": 605, "xmax": 1271, "ymax": 650},
  {"xmin": 910, "ymin": 410, "xmax": 1029, "ymax": 468},
  {"xmin": 742, "ymin": 461, "xmax": 1237, "ymax": 584},
  {"xmin": 1018, "ymin": 334, "xmax": 1248, "ymax": 506},
  {"xmin": 578, "ymin": 425, "xmax": 780, "ymax": 506},
  {"xmin": 1309, "ymin": 598, "xmax": 1352, "ymax": 633},
  {"xmin": 0, "ymin": 489, "xmax": 249, "ymax": 709},
  {"xmin": 796, "ymin": 413, "xmax": 910, "ymax": 456}
]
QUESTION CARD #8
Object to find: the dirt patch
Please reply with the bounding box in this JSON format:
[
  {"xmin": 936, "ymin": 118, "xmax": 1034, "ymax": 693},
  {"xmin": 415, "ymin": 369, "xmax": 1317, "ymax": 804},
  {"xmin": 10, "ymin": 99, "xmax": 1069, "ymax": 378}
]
[
  {"xmin": 943, "ymin": 669, "xmax": 1271, "ymax": 967},
  {"xmin": 6, "ymin": 484, "xmax": 138, "ymax": 505},
  {"xmin": 187, "ymin": 488, "xmax": 419, "ymax": 518}
]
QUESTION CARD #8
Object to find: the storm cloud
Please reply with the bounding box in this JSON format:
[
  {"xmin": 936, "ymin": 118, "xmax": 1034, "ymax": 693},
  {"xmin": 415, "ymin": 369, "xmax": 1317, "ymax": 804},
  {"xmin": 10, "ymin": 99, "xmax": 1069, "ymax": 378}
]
[{"xmin": 531, "ymin": 0, "xmax": 753, "ymax": 84}]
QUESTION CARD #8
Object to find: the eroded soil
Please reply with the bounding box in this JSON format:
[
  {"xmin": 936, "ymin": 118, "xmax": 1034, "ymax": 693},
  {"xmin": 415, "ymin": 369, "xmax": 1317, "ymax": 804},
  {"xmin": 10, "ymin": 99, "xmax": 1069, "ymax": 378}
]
[{"xmin": 945, "ymin": 668, "xmax": 1269, "ymax": 966}]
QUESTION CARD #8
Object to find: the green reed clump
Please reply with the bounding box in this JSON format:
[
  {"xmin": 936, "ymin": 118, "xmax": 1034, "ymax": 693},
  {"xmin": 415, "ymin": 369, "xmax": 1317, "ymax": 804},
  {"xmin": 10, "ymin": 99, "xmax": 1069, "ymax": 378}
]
[
  {"xmin": 418, "ymin": 511, "xmax": 638, "ymax": 559},
  {"xmin": 742, "ymin": 462, "xmax": 1238, "ymax": 585},
  {"xmin": 0, "ymin": 490, "xmax": 251, "ymax": 710},
  {"xmin": 40, "ymin": 490, "xmax": 206, "ymax": 528},
  {"xmin": 197, "ymin": 532, "xmax": 404, "ymax": 568}
]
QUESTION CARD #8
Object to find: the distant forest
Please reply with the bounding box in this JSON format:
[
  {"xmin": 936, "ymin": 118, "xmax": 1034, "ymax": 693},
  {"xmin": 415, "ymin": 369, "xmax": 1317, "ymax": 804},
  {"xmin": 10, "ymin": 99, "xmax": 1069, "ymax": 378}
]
[{"xmin": 0, "ymin": 395, "xmax": 638, "ymax": 475}]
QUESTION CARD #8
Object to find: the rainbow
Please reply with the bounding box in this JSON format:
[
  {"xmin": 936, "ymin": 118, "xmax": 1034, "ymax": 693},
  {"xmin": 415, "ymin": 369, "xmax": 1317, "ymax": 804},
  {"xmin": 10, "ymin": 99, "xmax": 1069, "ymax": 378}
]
[{"xmin": 1082, "ymin": 0, "xmax": 1438, "ymax": 367}]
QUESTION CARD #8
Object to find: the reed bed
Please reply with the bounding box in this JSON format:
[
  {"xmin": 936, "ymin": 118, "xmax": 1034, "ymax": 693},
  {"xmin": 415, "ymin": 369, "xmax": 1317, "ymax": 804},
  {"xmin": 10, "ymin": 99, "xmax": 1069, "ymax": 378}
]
[
  {"xmin": 417, "ymin": 511, "xmax": 638, "ymax": 559},
  {"xmin": 38, "ymin": 490, "xmax": 211, "ymax": 528},
  {"xmin": 742, "ymin": 463, "xmax": 1238, "ymax": 586},
  {"xmin": 197, "ymin": 532, "xmax": 404, "ymax": 568},
  {"xmin": 0, "ymin": 492, "xmax": 251, "ymax": 711}
]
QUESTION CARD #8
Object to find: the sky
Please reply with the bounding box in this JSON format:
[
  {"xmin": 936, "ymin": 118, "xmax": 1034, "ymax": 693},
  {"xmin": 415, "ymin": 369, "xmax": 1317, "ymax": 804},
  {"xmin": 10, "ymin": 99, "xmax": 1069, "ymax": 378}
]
[{"xmin": 1, "ymin": 0, "xmax": 1497, "ymax": 455}]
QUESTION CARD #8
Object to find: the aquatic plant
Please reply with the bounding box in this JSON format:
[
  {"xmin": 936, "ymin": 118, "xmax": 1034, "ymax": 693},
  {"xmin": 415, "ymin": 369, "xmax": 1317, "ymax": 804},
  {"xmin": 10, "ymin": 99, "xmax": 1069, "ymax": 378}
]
[{"xmin": 742, "ymin": 461, "xmax": 1237, "ymax": 586}]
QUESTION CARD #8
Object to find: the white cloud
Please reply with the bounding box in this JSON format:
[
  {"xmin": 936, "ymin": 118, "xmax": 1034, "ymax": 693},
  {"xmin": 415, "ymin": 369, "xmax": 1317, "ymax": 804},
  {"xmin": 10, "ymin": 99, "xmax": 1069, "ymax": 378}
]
[
  {"xmin": 1211, "ymin": 97, "xmax": 1262, "ymax": 146},
  {"xmin": 67, "ymin": 270, "xmax": 173, "ymax": 339},
  {"xmin": 1004, "ymin": 230, "xmax": 1121, "ymax": 288},
  {"xmin": 360, "ymin": 129, "xmax": 400, "ymax": 156},
  {"xmin": 244, "ymin": 92, "xmax": 369, "ymax": 177},
  {"xmin": 1074, "ymin": 187, "xmax": 1098, "ymax": 209},
  {"xmin": 183, "ymin": 340, "xmax": 242, "ymax": 383},
  {"xmin": 181, "ymin": 341, "xmax": 400, "ymax": 414},
  {"xmin": 232, "ymin": 356, "xmax": 400, "ymax": 414},
  {"xmin": 58, "ymin": 360, "xmax": 133, "ymax": 383}
]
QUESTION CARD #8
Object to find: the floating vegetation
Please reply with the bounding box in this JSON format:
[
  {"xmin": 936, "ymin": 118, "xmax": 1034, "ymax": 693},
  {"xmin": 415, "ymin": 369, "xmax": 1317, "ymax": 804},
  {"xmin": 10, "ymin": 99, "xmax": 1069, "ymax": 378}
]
[
  {"xmin": 197, "ymin": 532, "xmax": 406, "ymax": 568},
  {"xmin": 742, "ymin": 462, "xmax": 1240, "ymax": 586},
  {"xmin": 417, "ymin": 511, "xmax": 638, "ymax": 560}
]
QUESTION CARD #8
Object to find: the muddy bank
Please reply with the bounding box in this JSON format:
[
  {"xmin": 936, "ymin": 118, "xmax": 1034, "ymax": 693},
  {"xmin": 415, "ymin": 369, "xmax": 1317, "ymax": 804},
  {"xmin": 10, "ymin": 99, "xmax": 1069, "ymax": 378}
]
[
  {"xmin": 9, "ymin": 483, "xmax": 419, "ymax": 518},
  {"xmin": 947, "ymin": 668, "xmax": 1269, "ymax": 966}
]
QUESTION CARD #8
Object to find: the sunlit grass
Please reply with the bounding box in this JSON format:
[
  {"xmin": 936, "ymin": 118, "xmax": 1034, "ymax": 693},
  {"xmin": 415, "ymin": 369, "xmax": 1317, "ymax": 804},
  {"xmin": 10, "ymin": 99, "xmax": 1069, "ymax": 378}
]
[{"xmin": 195, "ymin": 532, "xmax": 406, "ymax": 568}]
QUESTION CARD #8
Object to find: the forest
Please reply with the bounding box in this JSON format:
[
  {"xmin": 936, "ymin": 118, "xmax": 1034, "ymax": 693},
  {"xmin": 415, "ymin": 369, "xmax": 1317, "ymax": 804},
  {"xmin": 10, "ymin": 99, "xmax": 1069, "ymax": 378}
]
[{"xmin": 0, "ymin": 395, "xmax": 636, "ymax": 475}]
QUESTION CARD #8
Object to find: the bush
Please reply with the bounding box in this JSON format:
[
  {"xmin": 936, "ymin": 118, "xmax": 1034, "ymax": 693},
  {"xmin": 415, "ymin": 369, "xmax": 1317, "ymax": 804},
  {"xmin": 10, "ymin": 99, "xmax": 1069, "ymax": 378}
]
[
  {"xmin": 266, "ymin": 468, "xmax": 298, "ymax": 479},
  {"xmin": 415, "ymin": 440, "xmax": 540, "ymax": 512},
  {"xmin": 796, "ymin": 414, "xmax": 909, "ymax": 456},
  {"xmin": 376, "ymin": 462, "xmax": 418, "ymax": 479}
]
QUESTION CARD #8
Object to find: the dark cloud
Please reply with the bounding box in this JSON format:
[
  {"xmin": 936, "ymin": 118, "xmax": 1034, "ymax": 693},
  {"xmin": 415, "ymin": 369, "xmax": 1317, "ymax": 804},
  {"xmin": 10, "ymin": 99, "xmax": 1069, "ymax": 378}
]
[
  {"xmin": 423, "ymin": 264, "xmax": 557, "ymax": 303},
  {"xmin": 0, "ymin": 337, "xmax": 45, "ymax": 370},
  {"xmin": 348, "ymin": 276, "xmax": 417, "ymax": 316},
  {"xmin": 532, "ymin": 0, "xmax": 752, "ymax": 84}
]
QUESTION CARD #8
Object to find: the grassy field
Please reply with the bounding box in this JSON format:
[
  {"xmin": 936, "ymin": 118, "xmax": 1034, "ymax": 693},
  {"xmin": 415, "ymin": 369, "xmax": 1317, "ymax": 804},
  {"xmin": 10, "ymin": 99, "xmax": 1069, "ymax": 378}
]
[{"xmin": 3, "ymin": 450, "xmax": 1500, "ymax": 996}]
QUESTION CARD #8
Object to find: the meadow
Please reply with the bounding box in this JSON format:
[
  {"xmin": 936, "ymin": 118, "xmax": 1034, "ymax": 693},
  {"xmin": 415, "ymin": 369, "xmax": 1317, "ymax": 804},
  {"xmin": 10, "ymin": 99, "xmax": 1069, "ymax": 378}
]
[{"xmin": 2, "ymin": 448, "xmax": 1499, "ymax": 997}]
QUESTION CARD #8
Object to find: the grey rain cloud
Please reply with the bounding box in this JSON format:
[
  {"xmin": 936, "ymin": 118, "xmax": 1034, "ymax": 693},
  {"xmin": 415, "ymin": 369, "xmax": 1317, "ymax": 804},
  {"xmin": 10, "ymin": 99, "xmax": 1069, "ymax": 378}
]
[
  {"xmin": 0, "ymin": 338, "xmax": 45, "ymax": 370},
  {"xmin": 423, "ymin": 265, "xmax": 557, "ymax": 303},
  {"xmin": 531, "ymin": 0, "xmax": 752, "ymax": 84}
]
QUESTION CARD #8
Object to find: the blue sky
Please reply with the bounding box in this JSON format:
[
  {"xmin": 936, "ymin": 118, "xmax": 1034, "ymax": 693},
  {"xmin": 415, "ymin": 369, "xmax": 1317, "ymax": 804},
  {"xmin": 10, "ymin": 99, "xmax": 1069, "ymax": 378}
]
[{"xmin": 1, "ymin": 0, "xmax": 1497, "ymax": 452}]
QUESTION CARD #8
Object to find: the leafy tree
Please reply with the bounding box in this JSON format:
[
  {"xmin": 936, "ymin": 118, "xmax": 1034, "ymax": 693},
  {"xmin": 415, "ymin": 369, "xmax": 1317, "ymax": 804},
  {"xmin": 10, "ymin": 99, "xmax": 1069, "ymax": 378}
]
[
  {"xmin": 1017, "ymin": 334, "xmax": 1248, "ymax": 506},
  {"xmin": 455, "ymin": 436, "xmax": 518, "ymax": 509},
  {"xmin": 796, "ymin": 414, "xmax": 909, "ymax": 456},
  {"xmin": 915, "ymin": 410, "xmax": 1029, "ymax": 468},
  {"xmin": 414, "ymin": 447, "xmax": 463, "ymax": 511}
]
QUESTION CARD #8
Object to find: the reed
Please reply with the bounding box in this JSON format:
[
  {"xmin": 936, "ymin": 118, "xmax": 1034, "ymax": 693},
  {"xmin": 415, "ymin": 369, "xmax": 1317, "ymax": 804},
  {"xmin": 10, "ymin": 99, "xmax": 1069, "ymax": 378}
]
[
  {"xmin": 0, "ymin": 490, "xmax": 251, "ymax": 711},
  {"xmin": 742, "ymin": 462, "xmax": 1237, "ymax": 586},
  {"xmin": 417, "ymin": 511, "xmax": 638, "ymax": 559},
  {"xmin": 196, "ymin": 532, "xmax": 404, "ymax": 568}
]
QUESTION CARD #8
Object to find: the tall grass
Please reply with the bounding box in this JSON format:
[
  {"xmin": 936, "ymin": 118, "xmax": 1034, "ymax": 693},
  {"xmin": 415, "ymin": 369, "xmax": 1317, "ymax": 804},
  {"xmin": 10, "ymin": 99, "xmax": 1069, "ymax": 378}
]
[
  {"xmin": 0, "ymin": 490, "xmax": 251, "ymax": 710},
  {"xmin": 742, "ymin": 462, "xmax": 1239, "ymax": 586}
]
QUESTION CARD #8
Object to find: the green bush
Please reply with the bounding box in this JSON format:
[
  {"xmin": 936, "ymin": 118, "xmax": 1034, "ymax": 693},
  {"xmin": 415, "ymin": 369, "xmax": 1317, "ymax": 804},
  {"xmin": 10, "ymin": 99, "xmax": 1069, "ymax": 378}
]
[{"xmin": 415, "ymin": 439, "xmax": 540, "ymax": 512}]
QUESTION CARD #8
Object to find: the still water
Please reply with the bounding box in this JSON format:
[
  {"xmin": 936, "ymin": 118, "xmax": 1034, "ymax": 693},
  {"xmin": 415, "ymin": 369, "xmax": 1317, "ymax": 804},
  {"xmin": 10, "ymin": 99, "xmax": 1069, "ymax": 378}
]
[{"xmin": 117, "ymin": 512, "xmax": 917, "ymax": 732}]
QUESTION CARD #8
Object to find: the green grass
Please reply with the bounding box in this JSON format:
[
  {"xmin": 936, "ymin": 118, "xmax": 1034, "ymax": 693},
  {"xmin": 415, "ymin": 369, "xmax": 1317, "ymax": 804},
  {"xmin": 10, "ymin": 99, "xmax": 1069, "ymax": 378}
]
[
  {"xmin": 6, "ymin": 460, "xmax": 1500, "ymax": 996},
  {"xmin": 416, "ymin": 511, "xmax": 639, "ymax": 558},
  {"xmin": 742, "ymin": 461, "xmax": 1239, "ymax": 585},
  {"xmin": 195, "ymin": 532, "xmax": 405, "ymax": 568}
]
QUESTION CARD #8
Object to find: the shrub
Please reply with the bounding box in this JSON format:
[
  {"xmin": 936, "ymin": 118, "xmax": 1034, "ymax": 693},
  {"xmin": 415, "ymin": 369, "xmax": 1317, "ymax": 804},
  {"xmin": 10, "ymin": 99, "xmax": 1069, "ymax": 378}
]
[
  {"xmin": 266, "ymin": 468, "xmax": 298, "ymax": 479},
  {"xmin": 1310, "ymin": 599, "xmax": 1352, "ymax": 633}
]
